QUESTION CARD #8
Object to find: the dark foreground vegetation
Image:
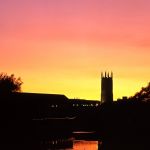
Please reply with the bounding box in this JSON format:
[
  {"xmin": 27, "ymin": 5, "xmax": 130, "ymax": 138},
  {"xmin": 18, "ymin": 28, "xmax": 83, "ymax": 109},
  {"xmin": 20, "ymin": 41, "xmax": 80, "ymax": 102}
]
[
  {"xmin": 1, "ymin": 92, "xmax": 150, "ymax": 149},
  {"xmin": 97, "ymin": 100, "xmax": 150, "ymax": 150}
]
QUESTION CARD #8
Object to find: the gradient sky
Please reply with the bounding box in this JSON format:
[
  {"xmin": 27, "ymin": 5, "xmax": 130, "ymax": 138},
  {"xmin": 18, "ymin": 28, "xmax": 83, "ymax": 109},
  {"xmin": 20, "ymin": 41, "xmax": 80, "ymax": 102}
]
[{"xmin": 0, "ymin": 0, "xmax": 150, "ymax": 100}]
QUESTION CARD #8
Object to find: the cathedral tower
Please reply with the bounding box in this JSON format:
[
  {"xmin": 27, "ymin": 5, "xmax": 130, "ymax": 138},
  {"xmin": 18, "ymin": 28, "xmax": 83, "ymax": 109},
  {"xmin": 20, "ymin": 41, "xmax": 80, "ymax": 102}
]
[{"xmin": 101, "ymin": 72, "xmax": 113, "ymax": 103}]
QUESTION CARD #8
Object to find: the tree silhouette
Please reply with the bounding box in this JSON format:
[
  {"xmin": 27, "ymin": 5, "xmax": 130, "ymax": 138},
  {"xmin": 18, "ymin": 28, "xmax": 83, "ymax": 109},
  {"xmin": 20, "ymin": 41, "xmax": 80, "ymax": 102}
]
[
  {"xmin": 131, "ymin": 82, "xmax": 150, "ymax": 101},
  {"xmin": 0, "ymin": 73, "xmax": 23, "ymax": 94}
]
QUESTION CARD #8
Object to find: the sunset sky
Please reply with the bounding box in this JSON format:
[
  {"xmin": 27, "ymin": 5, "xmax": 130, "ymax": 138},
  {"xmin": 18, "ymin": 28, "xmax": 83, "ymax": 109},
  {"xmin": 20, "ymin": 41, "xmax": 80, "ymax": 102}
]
[{"xmin": 0, "ymin": 0, "xmax": 150, "ymax": 100}]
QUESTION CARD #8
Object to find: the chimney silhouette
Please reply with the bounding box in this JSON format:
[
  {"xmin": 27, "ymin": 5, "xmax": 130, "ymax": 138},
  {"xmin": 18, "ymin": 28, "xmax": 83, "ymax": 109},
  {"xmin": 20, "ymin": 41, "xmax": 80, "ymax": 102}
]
[{"xmin": 101, "ymin": 72, "xmax": 113, "ymax": 103}]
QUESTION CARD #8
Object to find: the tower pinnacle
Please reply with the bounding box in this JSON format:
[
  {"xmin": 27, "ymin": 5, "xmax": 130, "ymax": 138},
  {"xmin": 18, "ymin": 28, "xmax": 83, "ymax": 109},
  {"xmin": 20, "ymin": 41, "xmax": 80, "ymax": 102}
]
[{"xmin": 101, "ymin": 72, "xmax": 113, "ymax": 103}]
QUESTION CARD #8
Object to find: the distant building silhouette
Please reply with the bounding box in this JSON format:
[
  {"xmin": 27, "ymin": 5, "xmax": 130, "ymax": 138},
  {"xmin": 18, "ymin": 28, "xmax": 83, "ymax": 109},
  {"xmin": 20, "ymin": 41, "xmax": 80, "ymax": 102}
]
[{"xmin": 101, "ymin": 72, "xmax": 113, "ymax": 103}]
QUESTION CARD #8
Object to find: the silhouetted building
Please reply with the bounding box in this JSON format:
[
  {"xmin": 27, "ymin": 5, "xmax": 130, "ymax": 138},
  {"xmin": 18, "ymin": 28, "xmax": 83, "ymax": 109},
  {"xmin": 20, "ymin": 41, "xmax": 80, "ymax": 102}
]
[
  {"xmin": 0, "ymin": 92, "xmax": 70, "ymax": 118},
  {"xmin": 101, "ymin": 72, "xmax": 113, "ymax": 103},
  {"xmin": 70, "ymin": 99, "xmax": 99, "ymax": 107}
]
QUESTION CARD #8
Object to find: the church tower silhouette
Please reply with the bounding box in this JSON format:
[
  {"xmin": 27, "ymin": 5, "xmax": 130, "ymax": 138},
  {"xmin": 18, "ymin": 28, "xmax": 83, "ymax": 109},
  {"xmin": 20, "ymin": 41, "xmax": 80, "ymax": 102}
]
[{"xmin": 101, "ymin": 72, "xmax": 113, "ymax": 103}]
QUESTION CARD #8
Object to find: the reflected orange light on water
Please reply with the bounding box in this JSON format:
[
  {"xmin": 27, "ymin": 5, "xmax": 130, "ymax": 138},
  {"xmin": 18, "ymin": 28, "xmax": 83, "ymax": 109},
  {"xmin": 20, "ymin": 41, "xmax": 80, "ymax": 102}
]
[{"xmin": 73, "ymin": 140, "xmax": 98, "ymax": 150}]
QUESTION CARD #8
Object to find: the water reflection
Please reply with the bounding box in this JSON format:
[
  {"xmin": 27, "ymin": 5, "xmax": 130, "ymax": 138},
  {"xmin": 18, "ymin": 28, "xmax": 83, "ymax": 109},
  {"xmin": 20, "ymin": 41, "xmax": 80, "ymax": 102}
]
[
  {"xmin": 73, "ymin": 140, "xmax": 98, "ymax": 150},
  {"xmin": 40, "ymin": 137, "xmax": 74, "ymax": 150},
  {"xmin": 40, "ymin": 139, "xmax": 99, "ymax": 150}
]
